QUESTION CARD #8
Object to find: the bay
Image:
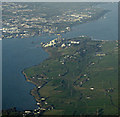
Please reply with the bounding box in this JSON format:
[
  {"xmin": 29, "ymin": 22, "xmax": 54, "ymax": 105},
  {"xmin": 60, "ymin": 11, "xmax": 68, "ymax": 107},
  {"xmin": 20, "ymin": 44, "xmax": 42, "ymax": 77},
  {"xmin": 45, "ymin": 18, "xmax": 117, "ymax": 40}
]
[{"xmin": 2, "ymin": 36, "xmax": 57, "ymax": 110}]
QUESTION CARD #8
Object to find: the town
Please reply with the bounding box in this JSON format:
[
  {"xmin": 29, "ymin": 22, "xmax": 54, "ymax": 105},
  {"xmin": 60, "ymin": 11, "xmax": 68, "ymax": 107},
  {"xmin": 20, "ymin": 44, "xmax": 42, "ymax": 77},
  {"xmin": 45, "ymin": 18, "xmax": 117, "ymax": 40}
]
[{"xmin": 2, "ymin": 2, "xmax": 109, "ymax": 39}]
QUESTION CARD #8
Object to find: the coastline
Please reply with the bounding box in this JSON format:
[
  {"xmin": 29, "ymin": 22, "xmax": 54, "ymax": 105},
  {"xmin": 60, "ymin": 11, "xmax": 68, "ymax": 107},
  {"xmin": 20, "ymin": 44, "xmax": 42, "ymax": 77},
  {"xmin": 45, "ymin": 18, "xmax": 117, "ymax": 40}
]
[
  {"xmin": 16, "ymin": 36, "xmax": 118, "ymax": 115},
  {"xmin": 2, "ymin": 3, "xmax": 118, "ymax": 115},
  {"xmin": 22, "ymin": 37, "xmax": 98, "ymax": 110},
  {"xmin": 19, "ymin": 4, "xmax": 116, "ymax": 113},
  {"xmin": 22, "ymin": 71, "xmax": 41, "ymax": 102},
  {"xmin": 3, "ymin": 8, "xmax": 109, "ymax": 40},
  {"xmin": 22, "ymin": 38, "xmax": 115, "ymax": 110},
  {"xmin": 22, "ymin": 71, "xmax": 38, "ymax": 86},
  {"xmin": 22, "ymin": 57, "xmax": 50, "ymax": 109},
  {"xmin": 22, "ymin": 71, "xmax": 38, "ymax": 103}
]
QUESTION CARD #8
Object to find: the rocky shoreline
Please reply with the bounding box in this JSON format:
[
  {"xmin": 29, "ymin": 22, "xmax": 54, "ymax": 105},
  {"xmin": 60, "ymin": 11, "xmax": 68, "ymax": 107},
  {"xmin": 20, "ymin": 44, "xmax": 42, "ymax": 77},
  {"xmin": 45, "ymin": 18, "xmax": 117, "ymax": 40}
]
[{"xmin": 22, "ymin": 67, "xmax": 54, "ymax": 116}]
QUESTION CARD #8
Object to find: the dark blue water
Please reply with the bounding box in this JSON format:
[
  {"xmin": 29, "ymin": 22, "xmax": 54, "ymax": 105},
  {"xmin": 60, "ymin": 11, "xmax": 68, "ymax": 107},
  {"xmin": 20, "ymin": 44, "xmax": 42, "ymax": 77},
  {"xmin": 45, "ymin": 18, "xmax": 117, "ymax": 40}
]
[{"xmin": 2, "ymin": 3, "xmax": 118, "ymax": 110}]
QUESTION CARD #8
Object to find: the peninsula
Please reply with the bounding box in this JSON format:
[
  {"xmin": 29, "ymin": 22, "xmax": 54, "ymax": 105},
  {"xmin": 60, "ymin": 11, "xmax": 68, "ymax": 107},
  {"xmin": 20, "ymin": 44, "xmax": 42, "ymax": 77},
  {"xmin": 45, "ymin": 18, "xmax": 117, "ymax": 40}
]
[{"xmin": 23, "ymin": 36, "xmax": 118, "ymax": 116}]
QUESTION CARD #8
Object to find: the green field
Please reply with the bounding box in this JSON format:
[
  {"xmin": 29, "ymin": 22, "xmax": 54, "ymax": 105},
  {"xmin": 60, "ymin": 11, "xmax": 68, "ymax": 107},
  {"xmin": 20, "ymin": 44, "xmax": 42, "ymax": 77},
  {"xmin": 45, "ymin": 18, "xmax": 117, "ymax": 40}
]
[{"xmin": 24, "ymin": 37, "xmax": 118, "ymax": 115}]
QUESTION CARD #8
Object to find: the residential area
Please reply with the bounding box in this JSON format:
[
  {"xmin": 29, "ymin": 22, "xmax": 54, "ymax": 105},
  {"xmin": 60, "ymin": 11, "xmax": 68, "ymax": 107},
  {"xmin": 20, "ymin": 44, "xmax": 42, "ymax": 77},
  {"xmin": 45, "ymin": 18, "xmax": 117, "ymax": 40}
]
[{"xmin": 2, "ymin": 2, "xmax": 109, "ymax": 39}]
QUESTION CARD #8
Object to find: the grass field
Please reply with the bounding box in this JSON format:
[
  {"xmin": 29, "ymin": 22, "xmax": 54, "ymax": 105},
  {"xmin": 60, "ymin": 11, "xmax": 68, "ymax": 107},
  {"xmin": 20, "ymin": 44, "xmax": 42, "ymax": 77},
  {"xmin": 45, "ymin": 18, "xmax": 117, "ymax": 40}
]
[{"xmin": 24, "ymin": 38, "xmax": 118, "ymax": 115}]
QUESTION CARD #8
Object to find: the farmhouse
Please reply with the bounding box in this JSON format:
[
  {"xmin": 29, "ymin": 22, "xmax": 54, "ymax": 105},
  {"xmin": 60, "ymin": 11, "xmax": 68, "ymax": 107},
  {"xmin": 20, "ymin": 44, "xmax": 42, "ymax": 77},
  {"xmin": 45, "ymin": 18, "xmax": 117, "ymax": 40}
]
[
  {"xmin": 61, "ymin": 43, "xmax": 66, "ymax": 47},
  {"xmin": 86, "ymin": 96, "xmax": 91, "ymax": 99},
  {"xmin": 90, "ymin": 87, "xmax": 94, "ymax": 91},
  {"xmin": 96, "ymin": 53, "xmax": 106, "ymax": 56}
]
